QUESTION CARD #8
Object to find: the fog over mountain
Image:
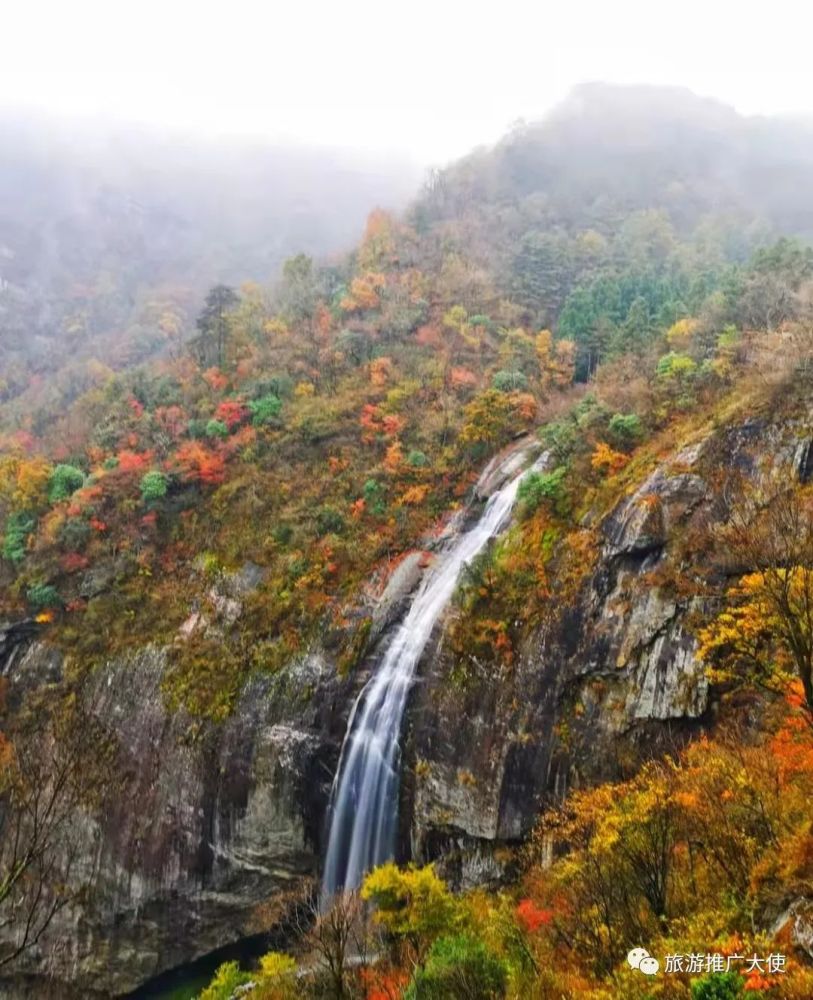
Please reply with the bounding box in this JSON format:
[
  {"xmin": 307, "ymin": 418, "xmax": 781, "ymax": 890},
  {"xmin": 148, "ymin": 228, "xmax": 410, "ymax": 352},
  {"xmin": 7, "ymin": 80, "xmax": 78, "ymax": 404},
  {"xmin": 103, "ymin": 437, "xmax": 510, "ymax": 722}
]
[
  {"xmin": 0, "ymin": 112, "xmax": 420, "ymax": 411},
  {"xmin": 419, "ymin": 83, "xmax": 813, "ymax": 242},
  {"xmin": 8, "ymin": 84, "xmax": 813, "ymax": 428}
]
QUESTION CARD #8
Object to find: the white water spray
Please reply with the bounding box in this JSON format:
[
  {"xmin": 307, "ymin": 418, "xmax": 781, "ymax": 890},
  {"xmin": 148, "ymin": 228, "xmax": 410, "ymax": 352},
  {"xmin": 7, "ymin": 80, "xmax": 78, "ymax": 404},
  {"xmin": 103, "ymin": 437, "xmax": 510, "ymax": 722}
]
[{"xmin": 321, "ymin": 450, "xmax": 547, "ymax": 899}]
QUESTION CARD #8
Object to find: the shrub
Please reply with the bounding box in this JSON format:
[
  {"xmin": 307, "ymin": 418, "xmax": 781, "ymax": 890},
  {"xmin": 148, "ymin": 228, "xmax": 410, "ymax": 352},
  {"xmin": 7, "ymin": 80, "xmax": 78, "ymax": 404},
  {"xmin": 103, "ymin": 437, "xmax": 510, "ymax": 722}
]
[
  {"xmin": 656, "ymin": 352, "xmax": 699, "ymax": 412},
  {"xmin": 27, "ymin": 582, "xmax": 61, "ymax": 609},
  {"xmin": 405, "ymin": 934, "xmax": 508, "ymax": 1000},
  {"xmin": 205, "ymin": 419, "xmax": 229, "ymax": 439},
  {"xmin": 540, "ymin": 419, "xmax": 580, "ymax": 462},
  {"xmin": 257, "ymin": 950, "xmax": 297, "ymax": 982},
  {"xmin": 459, "ymin": 391, "xmax": 514, "ymax": 453},
  {"xmin": 248, "ymin": 393, "xmax": 283, "ymax": 426},
  {"xmin": 315, "ymin": 506, "xmax": 346, "ymax": 536},
  {"xmin": 286, "ymin": 555, "xmax": 309, "ymax": 581},
  {"xmin": 263, "ymin": 373, "xmax": 295, "ymax": 398},
  {"xmin": 60, "ymin": 517, "xmax": 91, "ymax": 552},
  {"xmin": 573, "ymin": 393, "xmax": 610, "ymax": 431},
  {"xmin": 363, "ymin": 479, "xmax": 386, "ymax": 515},
  {"xmin": 199, "ymin": 960, "xmax": 251, "ymax": 1000},
  {"xmin": 335, "ymin": 328, "xmax": 373, "ymax": 366},
  {"xmin": 469, "ymin": 314, "xmax": 492, "ymax": 328},
  {"xmin": 187, "ymin": 418, "xmax": 208, "ymax": 439},
  {"xmin": 492, "ymin": 369, "xmax": 528, "ymax": 393},
  {"xmin": 116, "ymin": 450, "xmax": 150, "ymax": 475},
  {"xmin": 173, "ymin": 442, "xmax": 226, "ymax": 486},
  {"xmin": 362, "ymin": 863, "xmax": 456, "ymax": 946},
  {"xmin": 691, "ymin": 972, "xmax": 744, "ymax": 1000},
  {"xmin": 200, "ymin": 552, "xmax": 221, "ymax": 577},
  {"xmin": 607, "ymin": 412, "xmax": 643, "ymax": 449},
  {"xmin": 48, "ymin": 464, "xmax": 85, "ymax": 502},
  {"xmin": 215, "ymin": 399, "xmax": 247, "ymax": 430},
  {"xmin": 140, "ymin": 470, "xmax": 168, "ymax": 503},
  {"xmin": 3, "ymin": 512, "xmax": 35, "ymax": 564},
  {"xmin": 714, "ymin": 324, "xmax": 741, "ymax": 368},
  {"xmin": 272, "ymin": 523, "xmax": 293, "ymax": 546},
  {"xmin": 517, "ymin": 466, "xmax": 568, "ymax": 514},
  {"xmin": 591, "ymin": 441, "xmax": 629, "ymax": 475},
  {"xmin": 657, "ymin": 351, "xmax": 697, "ymax": 381}
]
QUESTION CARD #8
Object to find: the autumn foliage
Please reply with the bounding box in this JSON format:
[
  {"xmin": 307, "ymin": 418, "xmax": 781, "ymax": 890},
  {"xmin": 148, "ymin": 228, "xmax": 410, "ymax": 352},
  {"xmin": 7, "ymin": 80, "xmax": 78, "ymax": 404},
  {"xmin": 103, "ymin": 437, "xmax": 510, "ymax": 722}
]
[
  {"xmin": 171, "ymin": 442, "xmax": 226, "ymax": 486},
  {"xmin": 590, "ymin": 440, "xmax": 629, "ymax": 475}
]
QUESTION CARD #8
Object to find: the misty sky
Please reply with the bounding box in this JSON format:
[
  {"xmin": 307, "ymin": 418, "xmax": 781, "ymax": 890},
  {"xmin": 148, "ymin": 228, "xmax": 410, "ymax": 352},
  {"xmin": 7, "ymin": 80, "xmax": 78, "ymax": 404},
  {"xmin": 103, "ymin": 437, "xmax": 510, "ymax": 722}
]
[{"xmin": 3, "ymin": 0, "xmax": 813, "ymax": 164}]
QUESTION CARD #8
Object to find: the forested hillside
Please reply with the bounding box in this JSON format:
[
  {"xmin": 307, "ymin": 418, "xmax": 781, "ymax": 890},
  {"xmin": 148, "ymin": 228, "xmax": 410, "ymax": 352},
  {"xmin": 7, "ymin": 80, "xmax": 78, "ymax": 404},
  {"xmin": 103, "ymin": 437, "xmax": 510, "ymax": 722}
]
[
  {"xmin": 2, "ymin": 85, "xmax": 813, "ymax": 999},
  {"xmin": 0, "ymin": 114, "xmax": 419, "ymax": 430},
  {"xmin": 3, "ymin": 85, "xmax": 812, "ymax": 688}
]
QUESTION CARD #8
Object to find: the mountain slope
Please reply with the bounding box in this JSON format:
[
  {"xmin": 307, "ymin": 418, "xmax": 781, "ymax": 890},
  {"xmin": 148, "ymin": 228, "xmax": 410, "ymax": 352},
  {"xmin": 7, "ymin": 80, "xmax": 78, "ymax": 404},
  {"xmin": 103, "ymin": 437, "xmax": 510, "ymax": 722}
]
[
  {"xmin": 0, "ymin": 114, "xmax": 419, "ymax": 427},
  {"xmin": 2, "ymin": 85, "xmax": 813, "ymax": 996},
  {"xmin": 411, "ymin": 83, "xmax": 813, "ymax": 333}
]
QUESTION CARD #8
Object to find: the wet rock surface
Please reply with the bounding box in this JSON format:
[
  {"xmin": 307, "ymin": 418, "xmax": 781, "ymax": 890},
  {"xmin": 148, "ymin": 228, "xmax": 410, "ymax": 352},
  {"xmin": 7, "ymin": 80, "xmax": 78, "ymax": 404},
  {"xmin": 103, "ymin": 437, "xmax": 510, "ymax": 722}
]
[{"xmin": 473, "ymin": 434, "xmax": 542, "ymax": 500}]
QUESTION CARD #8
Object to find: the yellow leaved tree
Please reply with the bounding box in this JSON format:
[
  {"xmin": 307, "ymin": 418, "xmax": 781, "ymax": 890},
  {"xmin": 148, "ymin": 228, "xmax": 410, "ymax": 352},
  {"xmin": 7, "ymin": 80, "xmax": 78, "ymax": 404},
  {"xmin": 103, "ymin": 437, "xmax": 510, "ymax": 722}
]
[{"xmin": 698, "ymin": 482, "xmax": 813, "ymax": 722}]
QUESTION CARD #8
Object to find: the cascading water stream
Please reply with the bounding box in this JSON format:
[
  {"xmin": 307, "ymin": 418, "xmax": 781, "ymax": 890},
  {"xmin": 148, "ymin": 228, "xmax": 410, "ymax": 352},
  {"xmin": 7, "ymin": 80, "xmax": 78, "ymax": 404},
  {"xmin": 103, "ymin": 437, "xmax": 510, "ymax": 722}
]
[{"xmin": 321, "ymin": 449, "xmax": 548, "ymax": 900}]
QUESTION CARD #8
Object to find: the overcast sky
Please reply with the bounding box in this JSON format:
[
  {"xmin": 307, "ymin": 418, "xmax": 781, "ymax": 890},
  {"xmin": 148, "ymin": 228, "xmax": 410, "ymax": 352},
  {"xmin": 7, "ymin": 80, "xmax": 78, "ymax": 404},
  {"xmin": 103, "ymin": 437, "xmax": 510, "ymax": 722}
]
[{"xmin": 3, "ymin": 0, "xmax": 812, "ymax": 164}]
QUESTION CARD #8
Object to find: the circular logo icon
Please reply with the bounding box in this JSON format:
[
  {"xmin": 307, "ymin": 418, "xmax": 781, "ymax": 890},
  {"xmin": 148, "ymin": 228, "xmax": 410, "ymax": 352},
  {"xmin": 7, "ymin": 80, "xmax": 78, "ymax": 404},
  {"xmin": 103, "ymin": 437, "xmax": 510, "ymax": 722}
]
[
  {"xmin": 627, "ymin": 947, "xmax": 659, "ymax": 975},
  {"xmin": 627, "ymin": 948, "xmax": 649, "ymax": 970}
]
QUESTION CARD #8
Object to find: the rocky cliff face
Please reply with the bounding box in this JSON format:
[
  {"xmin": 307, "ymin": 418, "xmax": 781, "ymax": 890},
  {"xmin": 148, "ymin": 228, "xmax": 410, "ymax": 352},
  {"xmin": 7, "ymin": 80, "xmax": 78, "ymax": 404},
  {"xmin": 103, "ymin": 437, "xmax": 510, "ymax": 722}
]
[
  {"xmin": 404, "ymin": 413, "xmax": 811, "ymax": 887},
  {"xmin": 1, "ymin": 413, "xmax": 810, "ymax": 996},
  {"xmin": 0, "ymin": 630, "xmax": 356, "ymax": 997}
]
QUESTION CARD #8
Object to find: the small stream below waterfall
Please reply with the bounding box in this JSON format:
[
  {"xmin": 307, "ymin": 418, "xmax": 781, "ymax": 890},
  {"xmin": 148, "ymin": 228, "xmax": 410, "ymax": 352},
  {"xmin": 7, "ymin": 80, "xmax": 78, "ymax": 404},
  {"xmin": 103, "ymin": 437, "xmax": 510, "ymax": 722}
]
[{"xmin": 322, "ymin": 444, "xmax": 547, "ymax": 898}]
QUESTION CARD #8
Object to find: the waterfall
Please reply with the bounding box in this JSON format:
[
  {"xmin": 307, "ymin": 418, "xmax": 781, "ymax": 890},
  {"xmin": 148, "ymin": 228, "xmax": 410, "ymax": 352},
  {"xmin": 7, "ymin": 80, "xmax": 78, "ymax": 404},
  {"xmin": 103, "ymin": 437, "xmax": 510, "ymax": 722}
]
[{"xmin": 321, "ymin": 449, "xmax": 548, "ymax": 900}]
